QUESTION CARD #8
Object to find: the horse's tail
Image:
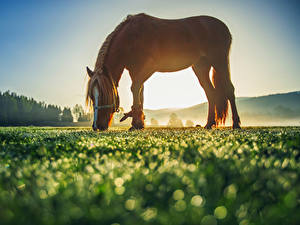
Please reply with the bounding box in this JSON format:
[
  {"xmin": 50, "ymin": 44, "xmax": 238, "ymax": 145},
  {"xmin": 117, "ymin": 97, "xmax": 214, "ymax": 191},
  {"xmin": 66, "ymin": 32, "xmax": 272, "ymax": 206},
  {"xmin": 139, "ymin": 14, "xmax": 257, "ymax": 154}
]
[
  {"xmin": 211, "ymin": 66, "xmax": 228, "ymax": 125},
  {"xmin": 212, "ymin": 37, "xmax": 232, "ymax": 125}
]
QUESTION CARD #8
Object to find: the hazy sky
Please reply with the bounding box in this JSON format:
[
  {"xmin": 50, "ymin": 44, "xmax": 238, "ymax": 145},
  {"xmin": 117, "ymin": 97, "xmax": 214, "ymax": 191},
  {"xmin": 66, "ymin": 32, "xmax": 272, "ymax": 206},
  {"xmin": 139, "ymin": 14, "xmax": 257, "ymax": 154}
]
[{"xmin": 1, "ymin": 0, "xmax": 299, "ymax": 110}]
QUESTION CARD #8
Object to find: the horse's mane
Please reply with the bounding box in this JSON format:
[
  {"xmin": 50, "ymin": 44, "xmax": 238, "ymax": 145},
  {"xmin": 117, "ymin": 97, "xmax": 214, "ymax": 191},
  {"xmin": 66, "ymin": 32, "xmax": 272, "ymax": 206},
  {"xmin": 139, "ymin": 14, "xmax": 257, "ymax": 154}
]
[
  {"xmin": 94, "ymin": 14, "xmax": 133, "ymax": 73},
  {"xmin": 86, "ymin": 15, "xmax": 133, "ymax": 108}
]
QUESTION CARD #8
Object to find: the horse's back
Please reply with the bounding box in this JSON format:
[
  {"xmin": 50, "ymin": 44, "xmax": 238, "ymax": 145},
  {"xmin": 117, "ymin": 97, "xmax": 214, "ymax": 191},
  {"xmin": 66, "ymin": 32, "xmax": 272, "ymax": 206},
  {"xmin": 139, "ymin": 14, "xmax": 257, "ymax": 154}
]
[
  {"xmin": 118, "ymin": 14, "xmax": 232, "ymax": 72},
  {"xmin": 126, "ymin": 13, "xmax": 231, "ymax": 51},
  {"xmin": 128, "ymin": 13, "xmax": 230, "ymax": 35}
]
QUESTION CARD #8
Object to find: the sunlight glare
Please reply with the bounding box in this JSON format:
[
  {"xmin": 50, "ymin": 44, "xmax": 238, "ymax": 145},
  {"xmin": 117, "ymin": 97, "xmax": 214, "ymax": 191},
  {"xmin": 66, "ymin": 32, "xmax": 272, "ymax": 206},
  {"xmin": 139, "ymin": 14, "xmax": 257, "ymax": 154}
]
[
  {"xmin": 144, "ymin": 68, "xmax": 207, "ymax": 109},
  {"xmin": 118, "ymin": 68, "xmax": 207, "ymax": 110}
]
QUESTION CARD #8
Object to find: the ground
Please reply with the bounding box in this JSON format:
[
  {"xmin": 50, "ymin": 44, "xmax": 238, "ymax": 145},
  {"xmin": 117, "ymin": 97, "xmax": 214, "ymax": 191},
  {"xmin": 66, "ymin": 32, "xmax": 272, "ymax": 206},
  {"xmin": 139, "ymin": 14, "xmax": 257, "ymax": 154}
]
[{"xmin": 0, "ymin": 127, "xmax": 299, "ymax": 225}]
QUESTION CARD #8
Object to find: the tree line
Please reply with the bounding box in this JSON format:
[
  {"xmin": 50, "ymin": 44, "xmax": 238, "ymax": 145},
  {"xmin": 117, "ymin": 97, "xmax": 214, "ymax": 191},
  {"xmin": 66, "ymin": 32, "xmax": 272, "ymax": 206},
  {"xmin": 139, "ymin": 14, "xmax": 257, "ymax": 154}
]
[
  {"xmin": 0, "ymin": 91, "xmax": 73, "ymax": 126},
  {"xmin": 0, "ymin": 91, "xmax": 197, "ymax": 127}
]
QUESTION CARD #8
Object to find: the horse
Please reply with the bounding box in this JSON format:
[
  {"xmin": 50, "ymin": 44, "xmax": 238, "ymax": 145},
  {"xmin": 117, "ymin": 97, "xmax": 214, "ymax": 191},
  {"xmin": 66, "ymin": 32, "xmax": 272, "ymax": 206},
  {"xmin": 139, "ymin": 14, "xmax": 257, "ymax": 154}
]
[{"xmin": 86, "ymin": 13, "xmax": 241, "ymax": 131}]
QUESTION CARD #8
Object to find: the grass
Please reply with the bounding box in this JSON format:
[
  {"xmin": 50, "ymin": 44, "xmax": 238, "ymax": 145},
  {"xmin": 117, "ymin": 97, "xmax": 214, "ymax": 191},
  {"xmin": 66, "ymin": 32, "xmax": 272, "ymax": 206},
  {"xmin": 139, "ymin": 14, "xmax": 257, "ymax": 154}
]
[{"xmin": 0, "ymin": 127, "xmax": 299, "ymax": 225}]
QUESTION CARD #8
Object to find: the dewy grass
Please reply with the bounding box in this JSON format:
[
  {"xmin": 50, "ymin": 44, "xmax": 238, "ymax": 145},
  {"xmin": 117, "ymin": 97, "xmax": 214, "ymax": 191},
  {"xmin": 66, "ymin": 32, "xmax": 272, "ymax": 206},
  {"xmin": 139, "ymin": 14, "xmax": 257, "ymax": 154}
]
[{"xmin": 0, "ymin": 127, "xmax": 299, "ymax": 225}]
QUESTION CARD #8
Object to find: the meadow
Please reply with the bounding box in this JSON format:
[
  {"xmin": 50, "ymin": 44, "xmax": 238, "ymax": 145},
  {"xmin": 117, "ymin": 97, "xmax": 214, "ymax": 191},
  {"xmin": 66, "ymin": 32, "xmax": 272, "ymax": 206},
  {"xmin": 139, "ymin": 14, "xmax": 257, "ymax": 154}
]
[{"xmin": 0, "ymin": 127, "xmax": 299, "ymax": 225}]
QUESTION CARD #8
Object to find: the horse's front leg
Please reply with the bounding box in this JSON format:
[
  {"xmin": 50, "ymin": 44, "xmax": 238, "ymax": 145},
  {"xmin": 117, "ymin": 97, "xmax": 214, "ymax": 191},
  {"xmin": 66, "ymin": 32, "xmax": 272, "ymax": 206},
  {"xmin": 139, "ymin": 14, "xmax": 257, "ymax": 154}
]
[{"xmin": 130, "ymin": 82, "xmax": 145, "ymax": 130}]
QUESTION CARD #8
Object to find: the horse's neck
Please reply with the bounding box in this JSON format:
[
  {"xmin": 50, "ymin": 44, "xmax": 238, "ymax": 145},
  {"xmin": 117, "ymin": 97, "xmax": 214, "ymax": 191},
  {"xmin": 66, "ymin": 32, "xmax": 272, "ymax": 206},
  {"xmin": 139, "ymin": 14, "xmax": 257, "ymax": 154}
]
[
  {"xmin": 105, "ymin": 62, "xmax": 125, "ymax": 88},
  {"xmin": 103, "ymin": 30, "xmax": 130, "ymax": 87}
]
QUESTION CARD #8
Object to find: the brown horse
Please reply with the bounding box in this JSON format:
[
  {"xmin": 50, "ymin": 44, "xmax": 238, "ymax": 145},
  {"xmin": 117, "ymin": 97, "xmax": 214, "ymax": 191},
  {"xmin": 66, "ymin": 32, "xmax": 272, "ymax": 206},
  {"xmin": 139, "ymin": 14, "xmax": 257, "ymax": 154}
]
[{"xmin": 86, "ymin": 13, "xmax": 241, "ymax": 131}]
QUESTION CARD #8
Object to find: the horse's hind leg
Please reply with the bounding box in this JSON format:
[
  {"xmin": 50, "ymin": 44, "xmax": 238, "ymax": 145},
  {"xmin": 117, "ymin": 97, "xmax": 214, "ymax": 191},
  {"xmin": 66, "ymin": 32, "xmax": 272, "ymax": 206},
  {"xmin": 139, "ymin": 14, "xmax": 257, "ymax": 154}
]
[
  {"xmin": 192, "ymin": 59, "xmax": 216, "ymax": 129},
  {"xmin": 213, "ymin": 59, "xmax": 241, "ymax": 129},
  {"xmin": 227, "ymin": 81, "xmax": 241, "ymax": 129}
]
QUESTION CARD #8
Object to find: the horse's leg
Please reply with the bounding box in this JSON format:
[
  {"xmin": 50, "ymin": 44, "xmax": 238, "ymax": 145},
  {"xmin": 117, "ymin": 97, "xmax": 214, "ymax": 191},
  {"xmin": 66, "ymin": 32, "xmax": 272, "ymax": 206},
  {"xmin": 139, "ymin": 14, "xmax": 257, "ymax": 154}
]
[
  {"xmin": 130, "ymin": 81, "xmax": 145, "ymax": 130},
  {"xmin": 213, "ymin": 58, "xmax": 241, "ymax": 129},
  {"xmin": 192, "ymin": 60, "xmax": 216, "ymax": 129},
  {"xmin": 227, "ymin": 81, "xmax": 241, "ymax": 129},
  {"xmin": 128, "ymin": 58, "xmax": 155, "ymax": 130},
  {"xmin": 140, "ymin": 84, "xmax": 144, "ymax": 107},
  {"xmin": 119, "ymin": 84, "xmax": 144, "ymax": 124}
]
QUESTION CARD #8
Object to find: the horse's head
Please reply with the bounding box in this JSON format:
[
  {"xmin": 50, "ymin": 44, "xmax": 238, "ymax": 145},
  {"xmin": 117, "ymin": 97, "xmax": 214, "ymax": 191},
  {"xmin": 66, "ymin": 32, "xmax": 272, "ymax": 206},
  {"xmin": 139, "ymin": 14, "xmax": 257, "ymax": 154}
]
[{"xmin": 86, "ymin": 66, "xmax": 119, "ymax": 131}]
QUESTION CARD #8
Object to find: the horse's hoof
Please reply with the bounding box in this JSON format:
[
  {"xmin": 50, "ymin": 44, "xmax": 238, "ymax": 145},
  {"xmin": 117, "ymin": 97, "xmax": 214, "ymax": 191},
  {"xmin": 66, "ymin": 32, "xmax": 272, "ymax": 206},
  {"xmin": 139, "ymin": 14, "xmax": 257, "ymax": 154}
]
[
  {"xmin": 129, "ymin": 127, "xmax": 136, "ymax": 131},
  {"xmin": 196, "ymin": 124, "xmax": 202, "ymax": 128},
  {"xmin": 129, "ymin": 126, "xmax": 144, "ymax": 131},
  {"xmin": 204, "ymin": 122, "xmax": 215, "ymax": 129},
  {"xmin": 130, "ymin": 121, "xmax": 144, "ymax": 130},
  {"xmin": 233, "ymin": 124, "xmax": 241, "ymax": 129}
]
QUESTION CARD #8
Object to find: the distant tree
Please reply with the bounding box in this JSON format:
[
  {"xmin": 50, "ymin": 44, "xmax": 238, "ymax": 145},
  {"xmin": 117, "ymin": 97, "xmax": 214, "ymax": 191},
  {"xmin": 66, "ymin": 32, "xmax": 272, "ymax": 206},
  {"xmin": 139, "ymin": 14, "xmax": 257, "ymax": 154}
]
[
  {"xmin": 185, "ymin": 120, "xmax": 194, "ymax": 127},
  {"xmin": 0, "ymin": 91, "xmax": 62, "ymax": 125},
  {"xmin": 167, "ymin": 113, "xmax": 183, "ymax": 127},
  {"xmin": 72, "ymin": 104, "xmax": 85, "ymax": 122},
  {"xmin": 151, "ymin": 118, "xmax": 159, "ymax": 126},
  {"xmin": 47, "ymin": 105, "xmax": 61, "ymax": 122},
  {"xmin": 78, "ymin": 112, "xmax": 92, "ymax": 122},
  {"xmin": 61, "ymin": 107, "xmax": 73, "ymax": 122}
]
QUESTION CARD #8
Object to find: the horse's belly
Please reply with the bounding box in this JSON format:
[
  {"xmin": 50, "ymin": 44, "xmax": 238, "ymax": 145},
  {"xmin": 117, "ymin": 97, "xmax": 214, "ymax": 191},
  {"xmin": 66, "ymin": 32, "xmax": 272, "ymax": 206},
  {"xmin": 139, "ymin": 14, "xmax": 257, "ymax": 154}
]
[
  {"xmin": 156, "ymin": 62, "xmax": 191, "ymax": 72},
  {"xmin": 155, "ymin": 50, "xmax": 200, "ymax": 72}
]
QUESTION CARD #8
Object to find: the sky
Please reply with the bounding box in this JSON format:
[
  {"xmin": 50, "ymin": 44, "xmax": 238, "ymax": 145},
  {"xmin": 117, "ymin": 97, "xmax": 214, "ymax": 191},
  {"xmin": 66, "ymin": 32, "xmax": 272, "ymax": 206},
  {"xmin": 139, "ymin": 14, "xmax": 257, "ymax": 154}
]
[{"xmin": 0, "ymin": 0, "xmax": 300, "ymax": 110}]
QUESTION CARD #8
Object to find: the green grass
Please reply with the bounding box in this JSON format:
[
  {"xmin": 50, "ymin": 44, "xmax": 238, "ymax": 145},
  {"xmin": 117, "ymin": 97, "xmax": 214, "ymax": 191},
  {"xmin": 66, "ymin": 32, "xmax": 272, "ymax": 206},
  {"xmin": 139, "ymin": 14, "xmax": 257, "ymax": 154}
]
[{"xmin": 0, "ymin": 127, "xmax": 299, "ymax": 225}]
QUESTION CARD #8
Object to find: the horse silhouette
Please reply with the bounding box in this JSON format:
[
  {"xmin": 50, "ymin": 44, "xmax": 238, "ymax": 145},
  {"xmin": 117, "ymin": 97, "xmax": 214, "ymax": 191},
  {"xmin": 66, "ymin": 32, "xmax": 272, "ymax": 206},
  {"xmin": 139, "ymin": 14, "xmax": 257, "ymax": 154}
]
[{"xmin": 86, "ymin": 13, "xmax": 241, "ymax": 131}]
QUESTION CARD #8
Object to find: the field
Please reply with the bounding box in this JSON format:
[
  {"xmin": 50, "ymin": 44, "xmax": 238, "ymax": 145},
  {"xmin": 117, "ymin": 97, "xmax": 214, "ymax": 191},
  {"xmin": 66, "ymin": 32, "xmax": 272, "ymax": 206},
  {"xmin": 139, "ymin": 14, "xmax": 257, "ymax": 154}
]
[{"xmin": 0, "ymin": 127, "xmax": 299, "ymax": 225}]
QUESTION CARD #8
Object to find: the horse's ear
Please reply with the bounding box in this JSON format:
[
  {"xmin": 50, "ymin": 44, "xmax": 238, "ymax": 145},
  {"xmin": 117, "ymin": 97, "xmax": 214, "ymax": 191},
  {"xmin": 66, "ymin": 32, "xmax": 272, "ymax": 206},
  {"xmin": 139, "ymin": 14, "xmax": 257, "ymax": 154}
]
[{"xmin": 86, "ymin": 66, "xmax": 94, "ymax": 78}]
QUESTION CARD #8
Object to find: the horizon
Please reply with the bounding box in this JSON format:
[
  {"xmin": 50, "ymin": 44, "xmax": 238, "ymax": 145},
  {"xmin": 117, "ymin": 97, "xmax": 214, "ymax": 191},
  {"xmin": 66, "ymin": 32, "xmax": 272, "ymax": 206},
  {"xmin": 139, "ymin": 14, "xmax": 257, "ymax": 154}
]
[
  {"xmin": 1, "ymin": 0, "xmax": 300, "ymax": 110},
  {"xmin": 2, "ymin": 89, "xmax": 299, "ymax": 111}
]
